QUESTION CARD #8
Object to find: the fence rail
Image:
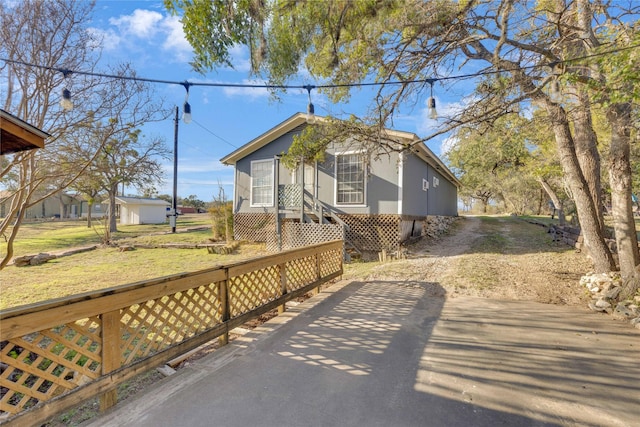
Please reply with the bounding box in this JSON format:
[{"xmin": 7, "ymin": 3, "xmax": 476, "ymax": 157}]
[{"xmin": 0, "ymin": 240, "xmax": 343, "ymax": 426}]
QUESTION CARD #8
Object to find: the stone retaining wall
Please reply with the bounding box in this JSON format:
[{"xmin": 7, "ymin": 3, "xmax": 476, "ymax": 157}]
[{"xmin": 581, "ymin": 272, "xmax": 640, "ymax": 329}]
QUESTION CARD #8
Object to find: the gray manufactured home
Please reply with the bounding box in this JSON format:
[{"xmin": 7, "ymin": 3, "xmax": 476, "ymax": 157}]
[{"xmin": 221, "ymin": 113, "xmax": 459, "ymax": 256}]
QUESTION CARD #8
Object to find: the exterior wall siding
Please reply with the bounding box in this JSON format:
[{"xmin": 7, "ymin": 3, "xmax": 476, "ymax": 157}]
[
  {"xmin": 401, "ymin": 153, "xmax": 430, "ymax": 217},
  {"xmin": 234, "ymin": 128, "xmax": 302, "ymax": 214},
  {"xmin": 315, "ymin": 145, "xmax": 401, "ymax": 216},
  {"xmin": 428, "ymin": 169, "xmax": 458, "ymax": 216},
  {"xmin": 228, "ymin": 117, "xmax": 459, "ymax": 251},
  {"xmin": 401, "ymin": 153, "xmax": 459, "ymax": 217}
]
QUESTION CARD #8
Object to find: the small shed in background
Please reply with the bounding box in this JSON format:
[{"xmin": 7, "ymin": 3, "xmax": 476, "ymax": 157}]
[{"xmin": 116, "ymin": 196, "xmax": 169, "ymax": 225}]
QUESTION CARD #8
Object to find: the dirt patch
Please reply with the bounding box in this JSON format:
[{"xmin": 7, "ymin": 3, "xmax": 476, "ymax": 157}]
[{"xmin": 363, "ymin": 215, "xmax": 593, "ymax": 306}]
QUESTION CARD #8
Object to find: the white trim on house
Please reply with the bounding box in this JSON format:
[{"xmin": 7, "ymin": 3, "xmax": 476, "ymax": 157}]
[
  {"xmin": 221, "ymin": 113, "xmax": 311, "ymax": 165},
  {"xmin": 220, "ymin": 113, "xmax": 460, "ymax": 189},
  {"xmin": 233, "ymin": 168, "xmax": 238, "ymax": 214},
  {"xmin": 250, "ymin": 159, "xmax": 275, "ymax": 207},
  {"xmin": 334, "ymin": 150, "xmax": 367, "ymax": 208},
  {"xmin": 292, "ymin": 161, "xmax": 318, "ymax": 198},
  {"xmin": 398, "ymin": 152, "xmax": 404, "ymax": 215}
]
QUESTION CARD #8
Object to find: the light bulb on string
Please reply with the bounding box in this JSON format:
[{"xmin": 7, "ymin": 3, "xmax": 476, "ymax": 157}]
[
  {"xmin": 427, "ymin": 80, "xmax": 437, "ymax": 120},
  {"xmin": 182, "ymin": 82, "xmax": 192, "ymax": 124},
  {"xmin": 183, "ymin": 101, "xmax": 192, "ymax": 124},
  {"xmin": 60, "ymin": 69, "xmax": 73, "ymax": 111},
  {"xmin": 304, "ymin": 85, "xmax": 316, "ymax": 124},
  {"xmin": 60, "ymin": 88, "xmax": 73, "ymax": 111},
  {"xmin": 550, "ymin": 79, "xmax": 562, "ymax": 104}
]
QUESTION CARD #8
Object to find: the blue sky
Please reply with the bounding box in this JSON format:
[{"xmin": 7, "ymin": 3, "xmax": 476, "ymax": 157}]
[{"xmin": 90, "ymin": 0, "xmax": 457, "ymax": 202}]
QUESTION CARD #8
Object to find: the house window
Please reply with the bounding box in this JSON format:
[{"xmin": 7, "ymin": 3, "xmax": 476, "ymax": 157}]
[
  {"xmin": 251, "ymin": 159, "xmax": 274, "ymax": 206},
  {"xmin": 336, "ymin": 153, "xmax": 365, "ymax": 205}
]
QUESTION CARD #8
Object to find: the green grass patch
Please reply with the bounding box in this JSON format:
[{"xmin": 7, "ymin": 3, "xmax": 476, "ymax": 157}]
[
  {"xmin": 1, "ymin": 243, "xmax": 265, "ymax": 309},
  {"xmin": 1, "ymin": 214, "xmax": 262, "ymax": 310},
  {"xmin": 2, "ymin": 215, "xmax": 213, "ymax": 258}
]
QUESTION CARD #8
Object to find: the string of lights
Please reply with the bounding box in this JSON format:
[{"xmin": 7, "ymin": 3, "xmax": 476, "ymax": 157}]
[
  {"xmin": 3, "ymin": 43, "xmax": 636, "ymax": 89},
  {"xmin": 1, "ymin": 42, "xmax": 638, "ymax": 123}
]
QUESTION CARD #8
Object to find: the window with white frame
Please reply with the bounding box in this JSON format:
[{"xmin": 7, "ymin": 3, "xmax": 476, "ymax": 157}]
[
  {"xmin": 336, "ymin": 152, "xmax": 365, "ymax": 204},
  {"xmin": 250, "ymin": 159, "xmax": 274, "ymax": 206}
]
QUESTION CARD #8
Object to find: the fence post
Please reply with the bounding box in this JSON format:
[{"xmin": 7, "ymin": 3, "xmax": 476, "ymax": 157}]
[
  {"xmin": 219, "ymin": 272, "xmax": 230, "ymax": 346},
  {"xmin": 278, "ymin": 263, "xmax": 288, "ymax": 314},
  {"xmin": 313, "ymin": 251, "xmax": 321, "ymax": 295},
  {"xmin": 100, "ymin": 310, "xmax": 121, "ymax": 412}
]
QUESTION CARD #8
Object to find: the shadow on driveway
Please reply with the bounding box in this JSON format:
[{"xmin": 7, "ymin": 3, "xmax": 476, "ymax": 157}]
[{"xmin": 86, "ymin": 280, "xmax": 639, "ymax": 427}]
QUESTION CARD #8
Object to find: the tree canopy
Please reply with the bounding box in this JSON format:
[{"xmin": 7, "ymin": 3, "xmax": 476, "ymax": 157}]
[
  {"xmin": 1, "ymin": 0, "xmax": 168, "ymax": 268},
  {"xmin": 168, "ymin": 0, "xmax": 639, "ymax": 286}
]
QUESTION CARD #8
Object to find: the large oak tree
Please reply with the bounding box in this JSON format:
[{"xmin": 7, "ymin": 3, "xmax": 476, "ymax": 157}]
[{"xmin": 168, "ymin": 0, "xmax": 639, "ymax": 283}]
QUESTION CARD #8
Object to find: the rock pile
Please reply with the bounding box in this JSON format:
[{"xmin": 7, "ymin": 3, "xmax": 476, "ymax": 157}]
[
  {"xmin": 580, "ymin": 272, "xmax": 640, "ymax": 329},
  {"xmin": 423, "ymin": 215, "xmax": 457, "ymax": 238}
]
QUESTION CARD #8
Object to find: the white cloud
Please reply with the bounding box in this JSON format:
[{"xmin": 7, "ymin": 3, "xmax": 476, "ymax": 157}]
[
  {"xmin": 439, "ymin": 135, "xmax": 458, "ymax": 156},
  {"xmin": 89, "ymin": 9, "xmax": 192, "ymax": 62},
  {"xmin": 161, "ymin": 15, "xmax": 192, "ymax": 62},
  {"xmin": 178, "ymin": 160, "xmax": 229, "ymax": 173},
  {"xmin": 228, "ymin": 44, "xmax": 252, "ymax": 72},
  {"xmin": 86, "ymin": 27, "xmax": 120, "ymax": 51},
  {"xmin": 109, "ymin": 9, "xmax": 163, "ymax": 39}
]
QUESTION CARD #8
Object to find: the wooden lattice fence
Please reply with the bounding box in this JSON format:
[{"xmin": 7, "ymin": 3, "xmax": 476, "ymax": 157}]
[
  {"xmin": 0, "ymin": 241, "xmax": 343, "ymax": 426},
  {"xmin": 233, "ymin": 212, "xmax": 275, "ymax": 242},
  {"xmin": 338, "ymin": 214, "xmax": 403, "ymax": 252},
  {"xmin": 266, "ymin": 222, "xmax": 345, "ymax": 252},
  {"xmin": 278, "ymin": 184, "xmax": 302, "ymax": 208}
]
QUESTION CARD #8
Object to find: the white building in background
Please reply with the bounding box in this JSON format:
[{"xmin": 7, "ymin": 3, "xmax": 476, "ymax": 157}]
[{"xmin": 115, "ymin": 196, "xmax": 169, "ymax": 225}]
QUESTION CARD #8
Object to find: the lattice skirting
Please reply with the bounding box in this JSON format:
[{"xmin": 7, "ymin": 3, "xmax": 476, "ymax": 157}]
[
  {"xmin": 234, "ymin": 212, "xmax": 276, "ymax": 242},
  {"xmin": 337, "ymin": 214, "xmax": 405, "ymax": 252},
  {"xmin": 266, "ymin": 222, "xmax": 344, "ymax": 252},
  {"xmin": 283, "ymin": 222, "xmax": 344, "ymax": 248},
  {"xmin": 235, "ymin": 213, "xmax": 454, "ymax": 254}
]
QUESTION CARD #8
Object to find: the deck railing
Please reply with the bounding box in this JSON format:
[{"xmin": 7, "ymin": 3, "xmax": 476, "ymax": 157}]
[{"xmin": 0, "ymin": 240, "xmax": 343, "ymax": 426}]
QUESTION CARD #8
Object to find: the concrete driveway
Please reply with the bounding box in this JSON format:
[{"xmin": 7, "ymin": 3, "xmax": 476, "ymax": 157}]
[{"xmin": 85, "ymin": 279, "xmax": 640, "ymax": 427}]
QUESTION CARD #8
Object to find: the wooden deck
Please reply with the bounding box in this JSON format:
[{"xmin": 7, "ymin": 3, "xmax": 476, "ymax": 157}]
[{"xmin": 0, "ymin": 240, "xmax": 343, "ymax": 426}]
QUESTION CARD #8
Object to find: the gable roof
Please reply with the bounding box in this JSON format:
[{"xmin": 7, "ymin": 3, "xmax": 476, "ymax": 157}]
[
  {"xmin": 221, "ymin": 113, "xmax": 308, "ymax": 165},
  {"xmin": 114, "ymin": 196, "xmax": 170, "ymax": 206},
  {"xmin": 220, "ymin": 112, "xmax": 460, "ymax": 187}
]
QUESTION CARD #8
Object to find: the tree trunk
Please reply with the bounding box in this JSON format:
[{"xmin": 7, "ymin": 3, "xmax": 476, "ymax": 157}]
[
  {"xmin": 572, "ymin": 89, "xmax": 604, "ymax": 229},
  {"xmin": 538, "ymin": 179, "xmax": 566, "ymax": 225},
  {"xmin": 108, "ymin": 183, "xmax": 118, "ymax": 233},
  {"xmin": 537, "ymin": 188, "xmax": 544, "ymax": 215},
  {"xmin": 546, "ymin": 102, "xmax": 614, "ymax": 272},
  {"xmin": 87, "ymin": 201, "xmax": 93, "ymax": 228},
  {"xmin": 607, "ymin": 102, "xmax": 639, "ymax": 277},
  {"xmin": 0, "ymin": 189, "xmax": 27, "ymax": 270}
]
